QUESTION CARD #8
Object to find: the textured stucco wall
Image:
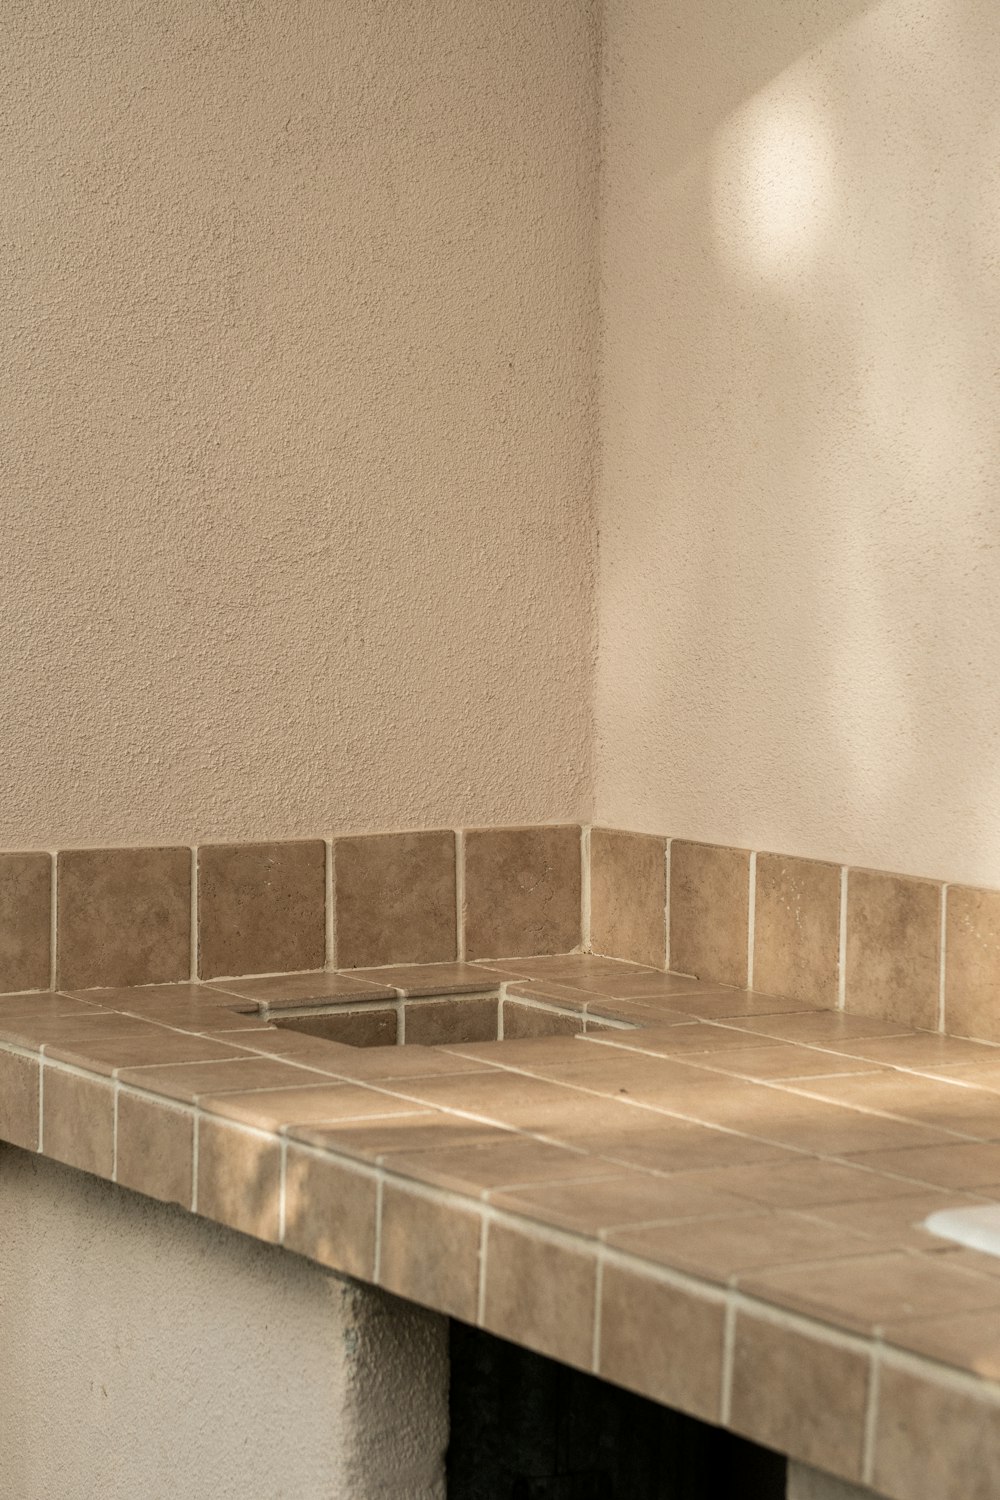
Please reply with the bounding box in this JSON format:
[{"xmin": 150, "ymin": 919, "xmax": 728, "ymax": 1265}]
[
  {"xmin": 1, "ymin": 0, "xmax": 597, "ymax": 847},
  {"xmin": 597, "ymin": 0, "xmax": 1000, "ymax": 887},
  {"xmin": 0, "ymin": 1147, "xmax": 448, "ymax": 1500}
]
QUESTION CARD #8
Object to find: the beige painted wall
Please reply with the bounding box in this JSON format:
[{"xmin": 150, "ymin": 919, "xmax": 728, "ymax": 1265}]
[
  {"xmin": 597, "ymin": 0, "xmax": 1000, "ymax": 887},
  {"xmin": 1, "ymin": 0, "xmax": 597, "ymax": 848}
]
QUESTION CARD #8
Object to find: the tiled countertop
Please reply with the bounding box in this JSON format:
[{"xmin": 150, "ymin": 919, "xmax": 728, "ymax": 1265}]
[{"xmin": 4, "ymin": 955, "xmax": 1000, "ymax": 1499}]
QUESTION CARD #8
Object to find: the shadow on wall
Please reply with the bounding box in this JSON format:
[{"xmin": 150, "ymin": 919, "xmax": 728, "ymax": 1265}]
[{"xmin": 598, "ymin": 0, "xmax": 1000, "ymax": 887}]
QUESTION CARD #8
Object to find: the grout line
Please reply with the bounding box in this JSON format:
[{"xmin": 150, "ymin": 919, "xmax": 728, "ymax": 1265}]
[
  {"xmin": 590, "ymin": 1253, "xmax": 604, "ymax": 1373},
  {"xmin": 938, "ymin": 885, "xmax": 948, "ymax": 1033},
  {"xmin": 397, "ymin": 996, "xmax": 406, "ymax": 1045},
  {"xmin": 455, "ymin": 829, "xmax": 466, "ymax": 962},
  {"xmin": 497, "ymin": 994, "xmax": 505, "ymax": 1041},
  {"xmin": 278, "ymin": 1138, "xmax": 287, "ymax": 1243},
  {"xmin": 861, "ymin": 1346, "xmax": 881, "ymax": 1486},
  {"xmin": 580, "ymin": 825, "xmax": 592, "ymax": 953},
  {"xmin": 837, "ymin": 866, "xmax": 848, "ymax": 1011},
  {"xmin": 37, "ymin": 1059, "xmax": 45, "ymax": 1152},
  {"xmin": 190, "ymin": 847, "xmax": 199, "ymax": 981},
  {"xmin": 476, "ymin": 1216, "xmax": 489, "ymax": 1326},
  {"xmin": 664, "ymin": 838, "xmax": 672, "ymax": 971},
  {"xmin": 719, "ymin": 1294, "xmax": 737, "ymax": 1426},
  {"xmin": 48, "ymin": 852, "xmax": 58, "ymax": 991},
  {"xmin": 111, "ymin": 1084, "xmax": 120, "ymax": 1181},
  {"xmin": 325, "ymin": 840, "xmax": 335, "ymax": 970},
  {"xmin": 746, "ymin": 851, "xmax": 757, "ymax": 990},
  {"xmin": 191, "ymin": 1113, "xmax": 200, "ymax": 1213}
]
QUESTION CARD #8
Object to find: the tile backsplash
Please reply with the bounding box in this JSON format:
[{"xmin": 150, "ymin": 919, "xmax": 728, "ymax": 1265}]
[{"xmin": 6, "ymin": 819, "xmax": 1000, "ymax": 1046}]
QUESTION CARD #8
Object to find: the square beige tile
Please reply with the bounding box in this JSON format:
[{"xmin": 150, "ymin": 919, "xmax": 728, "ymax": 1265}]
[
  {"xmin": 463, "ymin": 826, "xmax": 581, "ymax": 959},
  {"xmin": 405, "ymin": 997, "xmax": 497, "ymax": 1046},
  {"xmin": 670, "ymin": 842, "xmax": 750, "ymax": 988},
  {"xmin": 729, "ymin": 1310, "xmax": 870, "ymax": 1480},
  {"xmin": 845, "ymin": 868, "xmax": 942, "ymax": 1029},
  {"xmin": 42, "ymin": 1068, "xmax": 114, "ymax": 1177},
  {"xmin": 589, "ymin": 829, "xmax": 666, "ymax": 969},
  {"xmin": 607, "ymin": 1212, "xmax": 875, "ymax": 1283},
  {"xmin": 501, "ymin": 1002, "xmax": 583, "ymax": 1040},
  {"xmin": 482, "ymin": 1222, "xmax": 596, "ymax": 1370},
  {"xmin": 740, "ymin": 1249, "xmax": 1000, "ymax": 1332},
  {"xmin": 598, "ymin": 1261, "xmax": 724, "ymax": 1422},
  {"xmin": 199, "ymin": 1081, "xmax": 413, "ymax": 1131},
  {"xmin": 196, "ymin": 1117, "xmax": 282, "ymax": 1241},
  {"xmin": 117, "ymin": 1055, "xmax": 321, "ymax": 1105},
  {"xmin": 489, "ymin": 1172, "xmax": 753, "ymax": 1236},
  {"xmin": 873, "ymin": 1359, "xmax": 1000, "ymax": 1500},
  {"xmin": 0, "ymin": 852, "xmax": 51, "ymax": 994},
  {"xmin": 198, "ymin": 841, "xmax": 325, "ymax": 979},
  {"xmin": 378, "ymin": 1182, "xmax": 481, "ymax": 1322},
  {"xmin": 349, "ymin": 962, "xmax": 506, "ymax": 997},
  {"xmin": 845, "ymin": 1141, "xmax": 1000, "ymax": 1190},
  {"xmin": 57, "ymin": 847, "xmax": 191, "ymax": 990},
  {"xmin": 212, "ymin": 971, "xmax": 396, "ymax": 1008},
  {"xmin": 335, "ymin": 831, "xmax": 456, "ymax": 969},
  {"xmin": 753, "ymin": 854, "xmax": 841, "ymax": 1009},
  {"xmin": 945, "ymin": 885, "xmax": 1000, "ymax": 1043},
  {"xmin": 283, "ymin": 1145, "xmax": 377, "ymax": 1279},
  {"xmin": 0, "ymin": 1050, "xmax": 39, "ymax": 1149},
  {"xmin": 275, "ymin": 1009, "xmax": 399, "ymax": 1048},
  {"xmin": 116, "ymin": 1092, "xmax": 193, "ymax": 1207},
  {"xmin": 882, "ymin": 1304, "xmax": 1000, "ymax": 1377}
]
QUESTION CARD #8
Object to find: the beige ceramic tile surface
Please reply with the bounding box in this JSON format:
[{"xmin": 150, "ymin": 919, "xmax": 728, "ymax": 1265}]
[
  {"xmin": 781, "ymin": 1071, "xmax": 1000, "ymax": 1141},
  {"xmin": 845, "ymin": 868, "xmax": 942, "ymax": 1029},
  {"xmin": 946, "ymin": 885, "xmax": 1000, "ymax": 1043},
  {"xmin": 334, "ymin": 831, "xmax": 457, "ymax": 968},
  {"xmin": 873, "ymin": 1360, "xmax": 1000, "ymax": 1500},
  {"xmin": 57, "ymin": 846, "xmax": 191, "ymax": 990},
  {"xmin": 116, "ymin": 1093, "xmax": 193, "ymax": 1207},
  {"xmin": 692, "ymin": 1157, "xmax": 927, "ymax": 1212},
  {"xmin": 404, "ymin": 997, "xmax": 497, "ymax": 1046},
  {"xmin": 117, "ymin": 1054, "xmax": 330, "ymax": 1104},
  {"xmin": 196, "ymin": 1118, "xmax": 282, "ymax": 1242},
  {"xmin": 380, "ymin": 1135, "xmax": 605, "ymax": 1196},
  {"xmin": 501, "ymin": 1003, "xmax": 584, "ymax": 1040},
  {"xmin": 753, "ymin": 854, "xmax": 842, "ymax": 1009},
  {"xmin": 0, "ymin": 1049, "xmax": 39, "ymax": 1150},
  {"xmin": 275, "ymin": 1009, "xmax": 399, "ymax": 1048},
  {"xmin": 42, "ymin": 1068, "xmax": 114, "ymax": 1177},
  {"xmin": 463, "ymin": 826, "xmax": 581, "ymax": 959},
  {"xmin": 607, "ymin": 1212, "xmax": 876, "ymax": 1284},
  {"xmin": 729, "ymin": 1310, "xmax": 870, "ymax": 1480},
  {"xmin": 598, "ymin": 1262, "xmax": 724, "ymax": 1421},
  {"xmin": 489, "ymin": 1172, "xmax": 755, "ymax": 1235},
  {"xmin": 740, "ymin": 1250, "xmax": 1000, "ymax": 1332},
  {"xmin": 291, "ymin": 1114, "xmax": 501, "ymax": 1163},
  {"xmin": 881, "ymin": 1305, "xmax": 1000, "ymax": 1377},
  {"xmin": 798, "ymin": 1191, "xmax": 982, "ymax": 1252},
  {"xmin": 210, "ymin": 971, "xmax": 396, "ymax": 1007},
  {"xmin": 669, "ymin": 841, "xmax": 750, "ymax": 988},
  {"xmin": 0, "ymin": 851, "xmax": 51, "ymax": 994},
  {"xmin": 589, "ymin": 828, "xmax": 666, "ymax": 969},
  {"xmin": 378, "ymin": 1183, "xmax": 481, "ymax": 1323},
  {"xmin": 482, "ymin": 1222, "xmax": 595, "ymax": 1369},
  {"xmin": 44, "ymin": 1030, "xmax": 242, "ymax": 1077},
  {"xmin": 198, "ymin": 840, "xmax": 326, "ymax": 979},
  {"xmin": 282, "ymin": 1146, "xmax": 377, "ymax": 1280},
  {"xmin": 198, "ymin": 1082, "xmax": 415, "ymax": 1131},
  {"xmin": 349, "ymin": 962, "xmax": 505, "ymax": 996},
  {"xmin": 845, "ymin": 1141, "xmax": 1000, "ymax": 1190}
]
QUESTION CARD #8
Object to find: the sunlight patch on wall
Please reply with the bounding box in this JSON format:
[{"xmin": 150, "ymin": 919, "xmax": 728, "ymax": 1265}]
[{"xmin": 710, "ymin": 78, "xmax": 835, "ymax": 285}]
